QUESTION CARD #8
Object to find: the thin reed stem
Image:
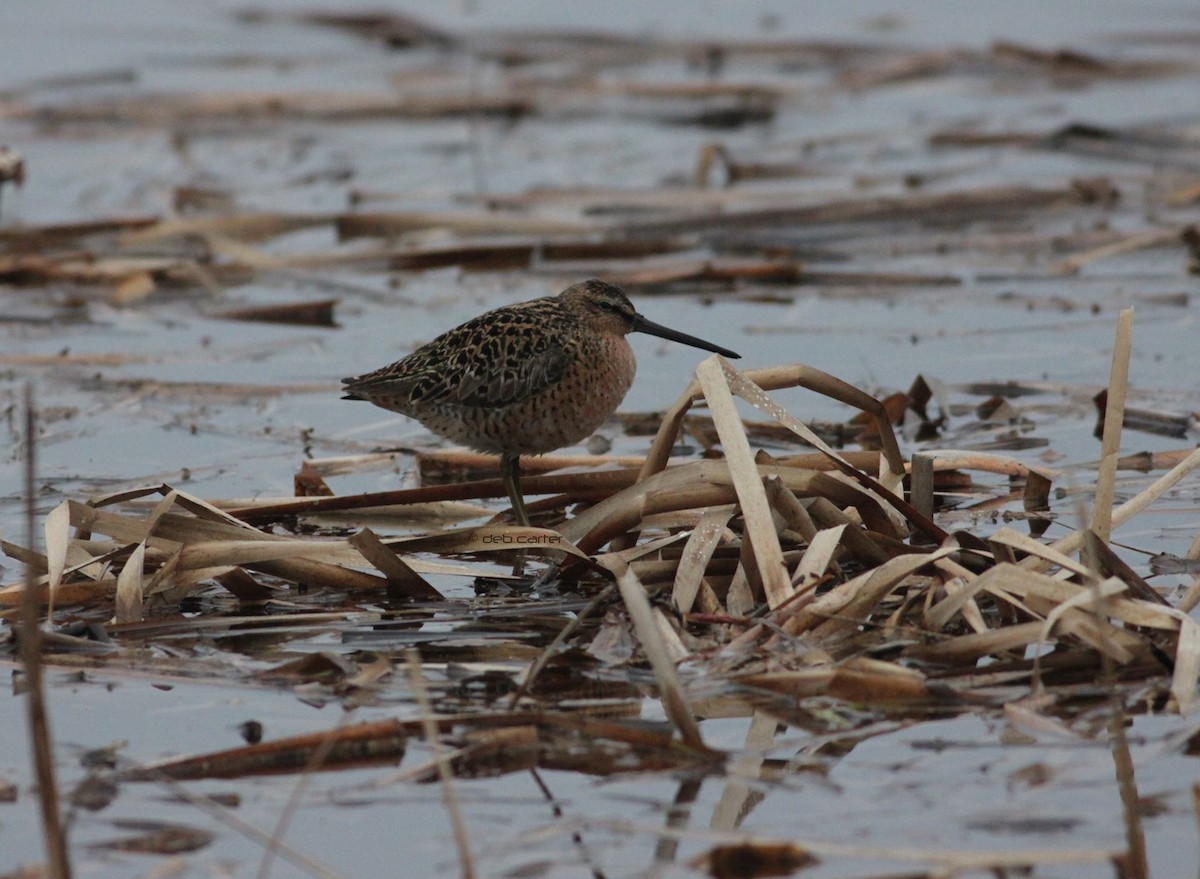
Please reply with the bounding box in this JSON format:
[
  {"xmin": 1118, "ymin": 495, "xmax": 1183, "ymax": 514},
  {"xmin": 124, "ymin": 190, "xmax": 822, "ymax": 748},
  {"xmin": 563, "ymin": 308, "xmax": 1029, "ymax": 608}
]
[{"xmin": 20, "ymin": 385, "xmax": 72, "ymax": 879}]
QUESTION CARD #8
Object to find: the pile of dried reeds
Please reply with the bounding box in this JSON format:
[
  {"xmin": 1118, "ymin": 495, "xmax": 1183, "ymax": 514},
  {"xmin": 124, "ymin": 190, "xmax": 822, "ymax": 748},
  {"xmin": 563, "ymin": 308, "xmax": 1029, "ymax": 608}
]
[
  {"xmin": 5, "ymin": 318, "xmax": 1198, "ymax": 742},
  {"xmin": 4, "ymin": 305, "xmax": 1199, "ymax": 879}
]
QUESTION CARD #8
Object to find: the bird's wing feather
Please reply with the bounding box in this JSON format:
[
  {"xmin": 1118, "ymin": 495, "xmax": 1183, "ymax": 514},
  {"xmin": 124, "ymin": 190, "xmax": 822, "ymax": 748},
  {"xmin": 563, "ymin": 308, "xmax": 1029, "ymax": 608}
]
[{"xmin": 342, "ymin": 300, "xmax": 577, "ymax": 409}]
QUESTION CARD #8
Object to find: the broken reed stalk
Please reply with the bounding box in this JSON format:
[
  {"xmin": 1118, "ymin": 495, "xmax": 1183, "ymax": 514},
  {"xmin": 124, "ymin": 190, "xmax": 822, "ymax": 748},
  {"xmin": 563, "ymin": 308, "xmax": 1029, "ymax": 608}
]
[
  {"xmin": 603, "ymin": 560, "xmax": 705, "ymax": 750},
  {"xmin": 404, "ymin": 649, "xmax": 476, "ymax": 879},
  {"xmin": 1091, "ymin": 307, "xmax": 1133, "ymax": 545},
  {"xmin": 19, "ymin": 385, "xmax": 72, "ymax": 879},
  {"xmin": 696, "ymin": 357, "xmax": 790, "ymax": 609}
]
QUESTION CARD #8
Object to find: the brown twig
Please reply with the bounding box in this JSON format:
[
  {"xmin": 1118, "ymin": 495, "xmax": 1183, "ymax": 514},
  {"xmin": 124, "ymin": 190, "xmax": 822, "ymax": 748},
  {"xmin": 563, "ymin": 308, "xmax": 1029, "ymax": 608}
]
[{"xmin": 19, "ymin": 385, "xmax": 72, "ymax": 879}]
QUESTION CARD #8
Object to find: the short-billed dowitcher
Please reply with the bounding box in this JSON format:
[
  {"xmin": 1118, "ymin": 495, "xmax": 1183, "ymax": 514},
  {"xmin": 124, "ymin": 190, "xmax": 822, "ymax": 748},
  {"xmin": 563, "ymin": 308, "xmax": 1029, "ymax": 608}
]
[{"xmin": 342, "ymin": 279, "xmax": 740, "ymax": 526}]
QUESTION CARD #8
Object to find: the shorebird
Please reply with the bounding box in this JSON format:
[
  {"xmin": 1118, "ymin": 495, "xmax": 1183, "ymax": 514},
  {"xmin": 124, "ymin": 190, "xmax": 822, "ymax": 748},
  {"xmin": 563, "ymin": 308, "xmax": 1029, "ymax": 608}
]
[{"xmin": 342, "ymin": 279, "xmax": 740, "ymax": 527}]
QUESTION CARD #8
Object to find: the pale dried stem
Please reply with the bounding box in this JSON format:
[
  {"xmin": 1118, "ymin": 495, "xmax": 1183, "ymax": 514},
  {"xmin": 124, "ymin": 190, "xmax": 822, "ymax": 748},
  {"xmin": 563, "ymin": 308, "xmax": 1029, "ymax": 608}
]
[
  {"xmin": 19, "ymin": 386, "xmax": 72, "ymax": 879},
  {"xmin": 1091, "ymin": 308, "xmax": 1133, "ymax": 544},
  {"xmin": 405, "ymin": 650, "xmax": 476, "ymax": 879},
  {"xmin": 602, "ymin": 560, "xmax": 706, "ymax": 749}
]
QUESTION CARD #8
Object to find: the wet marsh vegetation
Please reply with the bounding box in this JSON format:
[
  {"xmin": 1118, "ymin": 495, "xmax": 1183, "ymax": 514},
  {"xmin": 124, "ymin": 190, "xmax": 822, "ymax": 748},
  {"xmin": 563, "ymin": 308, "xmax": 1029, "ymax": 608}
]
[{"xmin": 3, "ymin": 3, "xmax": 1200, "ymax": 877}]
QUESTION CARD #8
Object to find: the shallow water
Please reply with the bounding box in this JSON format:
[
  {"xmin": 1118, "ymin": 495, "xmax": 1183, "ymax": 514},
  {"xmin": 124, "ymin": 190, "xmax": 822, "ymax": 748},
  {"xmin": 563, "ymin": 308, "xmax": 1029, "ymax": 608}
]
[{"xmin": 2, "ymin": 1, "xmax": 1200, "ymax": 876}]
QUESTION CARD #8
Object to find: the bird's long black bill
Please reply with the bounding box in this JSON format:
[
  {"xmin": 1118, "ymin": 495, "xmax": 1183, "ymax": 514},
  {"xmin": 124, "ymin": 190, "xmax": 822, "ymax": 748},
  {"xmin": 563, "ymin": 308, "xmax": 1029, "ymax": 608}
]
[{"xmin": 632, "ymin": 314, "xmax": 741, "ymax": 359}]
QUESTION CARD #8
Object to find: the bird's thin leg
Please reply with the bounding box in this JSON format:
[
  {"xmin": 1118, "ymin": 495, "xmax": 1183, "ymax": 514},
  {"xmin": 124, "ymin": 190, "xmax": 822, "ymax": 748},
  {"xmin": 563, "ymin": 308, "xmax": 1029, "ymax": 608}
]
[
  {"xmin": 502, "ymin": 452, "xmax": 530, "ymax": 577},
  {"xmin": 502, "ymin": 452, "xmax": 531, "ymax": 527}
]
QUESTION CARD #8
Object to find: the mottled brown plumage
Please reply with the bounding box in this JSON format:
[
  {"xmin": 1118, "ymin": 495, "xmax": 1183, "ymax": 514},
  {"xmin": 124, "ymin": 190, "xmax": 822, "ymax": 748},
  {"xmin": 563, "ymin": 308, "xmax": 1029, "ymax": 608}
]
[{"xmin": 342, "ymin": 279, "xmax": 739, "ymax": 525}]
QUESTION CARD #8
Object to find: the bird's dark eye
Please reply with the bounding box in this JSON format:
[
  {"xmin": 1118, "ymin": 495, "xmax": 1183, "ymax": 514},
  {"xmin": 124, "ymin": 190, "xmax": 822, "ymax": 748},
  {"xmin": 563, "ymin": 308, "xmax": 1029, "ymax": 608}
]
[{"xmin": 598, "ymin": 301, "xmax": 616, "ymax": 312}]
